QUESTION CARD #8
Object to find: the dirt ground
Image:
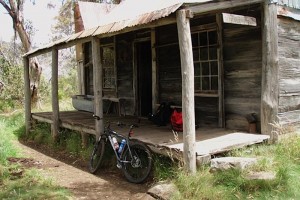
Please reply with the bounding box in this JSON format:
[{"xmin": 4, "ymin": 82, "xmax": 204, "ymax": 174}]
[{"xmin": 12, "ymin": 141, "xmax": 153, "ymax": 200}]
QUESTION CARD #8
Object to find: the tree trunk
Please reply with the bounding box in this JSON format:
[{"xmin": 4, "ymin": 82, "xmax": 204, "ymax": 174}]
[{"xmin": 0, "ymin": 0, "xmax": 42, "ymax": 107}]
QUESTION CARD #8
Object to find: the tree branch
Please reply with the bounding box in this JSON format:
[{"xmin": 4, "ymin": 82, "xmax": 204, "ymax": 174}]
[{"xmin": 0, "ymin": 0, "xmax": 14, "ymax": 18}]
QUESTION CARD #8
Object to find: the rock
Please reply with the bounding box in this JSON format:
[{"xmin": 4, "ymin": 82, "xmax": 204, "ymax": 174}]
[
  {"xmin": 210, "ymin": 157, "xmax": 257, "ymax": 171},
  {"xmin": 136, "ymin": 193, "xmax": 157, "ymax": 200},
  {"xmin": 147, "ymin": 182, "xmax": 178, "ymax": 200},
  {"xmin": 246, "ymin": 171, "xmax": 276, "ymax": 180},
  {"xmin": 196, "ymin": 154, "xmax": 211, "ymax": 166}
]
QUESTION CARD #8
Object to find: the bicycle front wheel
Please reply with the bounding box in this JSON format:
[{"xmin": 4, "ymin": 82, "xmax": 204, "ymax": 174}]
[
  {"xmin": 121, "ymin": 141, "xmax": 152, "ymax": 183},
  {"xmin": 89, "ymin": 138, "xmax": 105, "ymax": 174}
]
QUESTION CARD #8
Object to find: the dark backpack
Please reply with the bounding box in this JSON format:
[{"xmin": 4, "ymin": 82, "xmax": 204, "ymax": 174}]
[
  {"xmin": 171, "ymin": 109, "xmax": 183, "ymax": 132},
  {"xmin": 149, "ymin": 102, "xmax": 173, "ymax": 126}
]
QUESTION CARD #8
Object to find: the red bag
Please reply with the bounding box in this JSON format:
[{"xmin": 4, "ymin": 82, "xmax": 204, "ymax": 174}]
[{"xmin": 171, "ymin": 109, "xmax": 183, "ymax": 132}]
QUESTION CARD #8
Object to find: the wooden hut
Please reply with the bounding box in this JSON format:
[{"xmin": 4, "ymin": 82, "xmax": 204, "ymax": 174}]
[{"xmin": 23, "ymin": 0, "xmax": 300, "ymax": 171}]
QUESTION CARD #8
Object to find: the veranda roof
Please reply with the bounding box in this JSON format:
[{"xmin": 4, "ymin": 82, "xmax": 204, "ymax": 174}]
[{"xmin": 24, "ymin": 0, "xmax": 210, "ymax": 57}]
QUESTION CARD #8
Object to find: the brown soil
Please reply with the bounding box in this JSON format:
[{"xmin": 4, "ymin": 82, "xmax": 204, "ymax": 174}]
[{"xmin": 11, "ymin": 140, "xmax": 153, "ymax": 200}]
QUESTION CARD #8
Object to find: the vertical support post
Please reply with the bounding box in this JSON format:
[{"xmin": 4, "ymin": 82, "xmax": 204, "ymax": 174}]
[
  {"xmin": 52, "ymin": 48, "xmax": 60, "ymax": 140},
  {"xmin": 92, "ymin": 37, "xmax": 104, "ymax": 139},
  {"xmin": 151, "ymin": 28, "xmax": 158, "ymax": 113},
  {"xmin": 261, "ymin": 1, "xmax": 279, "ymax": 136},
  {"xmin": 177, "ymin": 9, "xmax": 196, "ymax": 173},
  {"xmin": 78, "ymin": 60, "xmax": 84, "ymax": 95},
  {"xmin": 216, "ymin": 13, "xmax": 225, "ymax": 128},
  {"xmin": 23, "ymin": 56, "xmax": 31, "ymax": 136}
]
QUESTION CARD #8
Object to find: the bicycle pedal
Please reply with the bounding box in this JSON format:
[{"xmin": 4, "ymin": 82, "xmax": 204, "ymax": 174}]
[{"xmin": 116, "ymin": 163, "xmax": 122, "ymax": 169}]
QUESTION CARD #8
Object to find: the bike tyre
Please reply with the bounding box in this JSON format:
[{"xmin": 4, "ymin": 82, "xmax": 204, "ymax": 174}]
[
  {"xmin": 121, "ymin": 141, "xmax": 152, "ymax": 183},
  {"xmin": 89, "ymin": 138, "xmax": 105, "ymax": 174}
]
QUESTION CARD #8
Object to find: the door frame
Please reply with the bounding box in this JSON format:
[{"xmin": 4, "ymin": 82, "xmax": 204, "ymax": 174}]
[{"xmin": 133, "ymin": 38, "xmax": 152, "ymax": 116}]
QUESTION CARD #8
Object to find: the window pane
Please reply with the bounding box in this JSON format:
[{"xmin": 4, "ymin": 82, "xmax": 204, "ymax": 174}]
[
  {"xmin": 208, "ymin": 31, "xmax": 217, "ymax": 45},
  {"xmin": 102, "ymin": 46, "xmax": 115, "ymax": 89},
  {"xmin": 209, "ymin": 47, "xmax": 217, "ymax": 60},
  {"xmin": 202, "ymin": 77, "xmax": 209, "ymax": 90},
  {"xmin": 199, "ymin": 32, "xmax": 207, "ymax": 46},
  {"xmin": 194, "ymin": 62, "xmax": 201, "ymax": 76},
  {"xmin": 191, "ymin": 33, "xmax": 199, "ymax": 47},
  {"xmin": 211, "ymin": 61, "xmax": 218, "ymax": 75},
  {"xmin": 194, "ymin": 77, "xmax": 201, "ymax": 90},
  {"xmin": 211, "ymin": 77, "xmax": 218, "ymax": 90},
  {"xmin": 201, "ymin": 62, "xmax": 209, "ymax": 76},
  {"xmin": 193, "ymin": 48, "xmax": 199, "ymax": 61},
  {"xmin": 200, "ymin": 47, "xmax": 208, "ymax": 60}
]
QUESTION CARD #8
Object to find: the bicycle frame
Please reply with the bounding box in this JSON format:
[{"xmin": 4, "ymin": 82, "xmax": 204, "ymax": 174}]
[{"xmin": 102, "ymin": 125, "xmax": 135, "ymax": 166}]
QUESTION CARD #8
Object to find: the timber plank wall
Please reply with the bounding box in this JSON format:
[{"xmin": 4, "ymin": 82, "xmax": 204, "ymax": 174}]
[
  {"xmin": 157, "ymin": 15, "xmax": 220, "ymax": 127},
  {"xmin": 116, "ymin": 32, "xmax": 135, "ymax": 115},
  {"xmin": 223, "ymin": 6, "xmax": 262, "ymax": 131},
  {"xmin": 278, "ymin": 17, "xmax": 300, "ymax": 125}
]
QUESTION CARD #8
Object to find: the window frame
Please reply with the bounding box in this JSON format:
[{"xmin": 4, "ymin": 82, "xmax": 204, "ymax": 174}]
[
  {"xmin": 101, "ymin": 43, "xmax": 116, "ymax": 91},
  {"xmin": 191, "ymin": 25, "xmax": 220, "ymax": 97}
]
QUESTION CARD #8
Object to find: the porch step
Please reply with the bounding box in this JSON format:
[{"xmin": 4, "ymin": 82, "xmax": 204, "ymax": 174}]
[{"xmin": 166, "ymin": 133, "xmax": 270, "ymax": 156}]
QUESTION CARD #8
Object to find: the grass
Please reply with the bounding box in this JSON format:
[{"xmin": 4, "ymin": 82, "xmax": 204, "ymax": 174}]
[
  {"xmin": 151, "ymin": 132, "xmax": 300, "ymax": 200},
  {"xmin": 0, "ymin": 113, "xmax": 71, "ymax": 199},
  {"xmin": 4, "ymin": 107, "xmax": 300, "ymax": 199}
]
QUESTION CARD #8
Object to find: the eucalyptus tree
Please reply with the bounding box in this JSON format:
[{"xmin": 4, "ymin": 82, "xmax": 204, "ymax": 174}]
[{"xmin": 0, "ymin": 0, "xmax": 41, "ymax": 107}]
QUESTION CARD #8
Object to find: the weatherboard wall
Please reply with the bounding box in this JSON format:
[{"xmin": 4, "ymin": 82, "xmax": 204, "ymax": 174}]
[
  {"xmin": 278, "ymin": 17, "xmax": 300, "ymax": 125},
  {"xmin": 222, "ymin": 6, "xmax": 263, "ymax": 131}
]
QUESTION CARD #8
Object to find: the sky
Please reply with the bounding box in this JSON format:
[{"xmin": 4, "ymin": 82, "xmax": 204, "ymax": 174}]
[{"xmin": 0, "ymin": 1, "xmax": 61, "ymax": 46}]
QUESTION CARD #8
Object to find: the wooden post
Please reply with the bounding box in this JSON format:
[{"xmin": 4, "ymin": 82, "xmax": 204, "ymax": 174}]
[
  {"xmin": 177, "ymin": 9, "xmax": 196, "ymax": 173},
  {"xmin": 92, "ymin": 37, "xmax": 104, "ymax": 139},
  {"xmin": 151, "ymin": 28, "xmax": 158, "ymax": 113},
  {"xmin": 261, "ymin": 1, "xmax": 279, "ymax": 136},
  {"xmin": 23, "ymin": 56, "xmax": 31, "ymax": 136},
  {"xmin": 77, "ymin": 60, "xmax": 84, "ymax": 95},
  {"xmin": 216, "ymin": 14, "xmax": 225, "ymax": 128},
  {"xmin": 52, "ymin": 48, "xmax": 60, "ymax": 140}
]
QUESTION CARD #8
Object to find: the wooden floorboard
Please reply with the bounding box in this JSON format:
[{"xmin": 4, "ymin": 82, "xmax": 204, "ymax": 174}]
[{"xmin": 31, "ymin": 111, "xmax": 270, "ymax": 157}]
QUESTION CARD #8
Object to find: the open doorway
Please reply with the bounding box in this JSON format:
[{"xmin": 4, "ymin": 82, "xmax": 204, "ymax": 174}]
[{"xmin": 136, "ymin": 41, "xmax": 152, "ymax": 117}]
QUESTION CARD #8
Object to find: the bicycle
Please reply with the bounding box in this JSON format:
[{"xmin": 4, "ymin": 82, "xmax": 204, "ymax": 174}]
[{"xmin": 88, "ymin": 121, "xmax": 152, "ymax": 183}]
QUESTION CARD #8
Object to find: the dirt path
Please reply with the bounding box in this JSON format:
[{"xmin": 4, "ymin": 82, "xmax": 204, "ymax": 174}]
[{"xmin": 14, "ymin": 141, "xmax": 151, "ymax": 200}]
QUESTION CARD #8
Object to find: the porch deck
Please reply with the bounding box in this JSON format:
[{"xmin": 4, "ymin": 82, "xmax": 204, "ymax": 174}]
[{"xmin": 31, "ymin": 111, "xmax": 269, "ymax": 158}]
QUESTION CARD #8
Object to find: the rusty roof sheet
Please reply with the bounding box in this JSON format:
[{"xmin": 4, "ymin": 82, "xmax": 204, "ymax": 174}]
[
  {"xmin": 24, "ymin": 0, "xmax": 211, "ymax": 57},
  {"xmin": 278, "ymin": 0, "xmax": 300, "ymax": 9}
]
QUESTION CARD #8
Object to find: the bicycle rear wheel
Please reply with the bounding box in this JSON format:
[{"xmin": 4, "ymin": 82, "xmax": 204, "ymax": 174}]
[
  {"xmin": 121, "ymin": 141, "xmax": 152, "ymax": 183},
  {"xmin": 89, "ymin": 138, "xmax": 105, "ymax": 174}
]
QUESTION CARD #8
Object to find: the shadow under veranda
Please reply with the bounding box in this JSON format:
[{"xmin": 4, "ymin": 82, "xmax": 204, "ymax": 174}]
[{"xmin": 16, "ymin": 137, "xmax": 154, "ymax": 192}]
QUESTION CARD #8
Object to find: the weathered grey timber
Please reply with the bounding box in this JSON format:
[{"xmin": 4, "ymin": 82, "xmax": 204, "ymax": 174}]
[
  {"xmin": 92, "ymin": 37, "xmax": 104, "ymax": 138},
  {"xmin": 23, "ymin": 57, "xmax": 31, "ymax": 136},
  {"xmin": 261, "ymin": 2, "xmax": 279, "ymax": 135},
  {"xmin": 177, "ymin": 9, "xmax": 196, "ymax": 173},
  {"xmin": 22, "ymin": 0, "xmax": 300, "ymax": 170},
  {"xmin": 278, "ymin": 18, "xmax": 300, "ymax": 124},
  {"xmin": 51, "ymin": 48, "xmax": 59, "ymax": 139}
]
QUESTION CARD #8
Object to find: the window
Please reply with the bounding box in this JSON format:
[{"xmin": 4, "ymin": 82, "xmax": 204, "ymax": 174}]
[
  {"xmin": 192, "ymin": 29, "xmax": 219, "ymax": 94},
  {"xmin": 102, "ymin": 45, "xmax": 116, "ymax": 89}
]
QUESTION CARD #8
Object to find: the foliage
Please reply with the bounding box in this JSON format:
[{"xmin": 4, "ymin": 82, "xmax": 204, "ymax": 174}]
[
  {"xmin": 58, "ymin": 68, "xmax": 78, "ymax": 100},
  {"xmin": 152, "ymin": 154, "xmax": 178, "ymax": 182},
  {"xmin": 166, "ymin": 132, "xmax": 300, "ymax": 200},
  {"xmin": 0, "ymin": 114, "xmax": 21, "ymax": 165},
  {"xmin": 0, "ymin": 113, "xmax": 70, "ymax": 199},
  {"xmin": 0, "ymin": 55, "xmax": 24, "ymax": 111},
  {"xmin": 52, "ymin": 0, "xmax": 74, "ymax": 41},
  {"xmin": 0, "ymin": 169, "xmax": 70, "ymax": 200}
]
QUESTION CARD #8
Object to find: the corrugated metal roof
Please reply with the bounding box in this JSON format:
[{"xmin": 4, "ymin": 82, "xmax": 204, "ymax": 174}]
[
  {"xmin": 24, "ymin": 0, "xmax": 211, "ymax": 57},
  {"xmin": 25, "ymin": 0, "xmax": 204, "ymax": 56},
  {"xmin": 278, "ymin": 0, "xmax": 300, "ymax": 9}
]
